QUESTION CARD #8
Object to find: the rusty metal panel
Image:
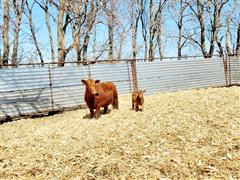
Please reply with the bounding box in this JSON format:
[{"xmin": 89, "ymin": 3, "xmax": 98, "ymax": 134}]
[{"xmin": 136, "ymin": 57, "xmax": 226, "ymax": 94}]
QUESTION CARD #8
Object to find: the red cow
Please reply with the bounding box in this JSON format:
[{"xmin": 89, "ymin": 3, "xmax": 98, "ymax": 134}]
[
  {"xmin": 132, "ymin": 90, "xmax": 146, "ymax": 111},
  {"xmin": 82, "ymin": 79, "xmax": 119, "ymax": 119}
]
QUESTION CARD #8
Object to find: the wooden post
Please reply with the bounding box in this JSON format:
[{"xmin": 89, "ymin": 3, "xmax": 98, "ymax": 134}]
[
  {"xmin": 48, "ymin": 65, "xmax": 55, "ymax": 111},
  {"xmin": 223, "ymin": 54, "xmax": 228, "ymax": 86},
  {"xmin": 130, "ymin": 60, "xmax": 138, "ymax": 91}
]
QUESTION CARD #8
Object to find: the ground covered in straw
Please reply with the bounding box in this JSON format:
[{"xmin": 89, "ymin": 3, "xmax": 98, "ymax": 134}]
[{"xmin": 0, "ymin": 87, "xmax": 239, "ymax": 179}]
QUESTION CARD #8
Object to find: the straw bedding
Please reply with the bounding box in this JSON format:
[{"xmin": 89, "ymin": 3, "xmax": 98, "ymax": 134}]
[{"xmin": 0, "ymin": 86, "xmax": 239, "ymax": 179}]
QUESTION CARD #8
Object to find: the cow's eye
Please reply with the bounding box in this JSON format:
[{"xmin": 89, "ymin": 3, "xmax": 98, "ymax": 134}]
[{"xmin": 95, "ymin": 93, "xmax": 99, "ymax": 96}]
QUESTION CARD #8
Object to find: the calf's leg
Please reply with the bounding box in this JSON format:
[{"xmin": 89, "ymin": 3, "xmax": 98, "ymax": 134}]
[{"xmin": 103, "ymin": 106, "xmax": 108, "ymax": 114}]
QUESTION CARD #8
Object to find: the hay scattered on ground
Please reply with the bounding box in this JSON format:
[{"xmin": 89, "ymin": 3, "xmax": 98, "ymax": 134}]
[{"xmin": 0, "ymin": 87, "xmax": 239, "ymax": 179}]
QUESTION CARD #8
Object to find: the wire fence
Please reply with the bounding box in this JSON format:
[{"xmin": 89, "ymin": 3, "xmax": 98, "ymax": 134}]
[{"xmin": 0, "ymin": 55, "xmax": 239, "ymax": 121}]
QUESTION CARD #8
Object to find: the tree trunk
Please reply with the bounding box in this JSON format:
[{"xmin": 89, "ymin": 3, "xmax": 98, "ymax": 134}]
[
  {"xmin": 156, "ymin": 11, "xmax": 163, "ymax": 59},
  {"xmin": 11, "ymin": 0, "xmax": 26, "ymax": 67},
  {"xmin": 177, "ymin": 0, "xmax": 183, "ymax": 60},
  {"xmin": 117, "ymin": 29, "xmax": 126, "ymax": 61},
  {"xmin": 57, "ymin": 0, "xmax": 65, "ymax": 66},
  {"xmin": 108, "ymin": 23, "xmax": 114, "ymax": 62},
  {"xmin": 107, "ymin": 1, "xmax": 114, "ymax": 62},
  {"xmin": 26, "ymin": 1, "xmax": 44, "ymax": 66},
  {"xmin": 1, "ymin": 0, "xmax": 10, "ymax": 66},
  {"xmin": 196, "ymin": 0, "xmax": 208, "ymax": 57},
  {"xmin": 82, "ymin": 0, "xmax": 96, "ymax": 64},
  {"xmin": 45, "ymin": 0, "xmax": 55, "ymax": 64},
  {"xmin": 236, "ymin": 22, "xmax": 240, "ymax": 56},
  {"xmin": 72, "ymin": 19, "xmax": 81, "ymax": 63},
  {"xmin": 208, "ymin": 3, "xmax": 219, "ymax": 56},
  {"xmin": 149, "ymin": 0, "xmax": 154, "ymax": 61},
  {"xmin": 225, "ymin": 15, "xmax": 231, "ymax": 55},
  {"xmin": 140, "ymin": 0, "xmax": 147, "ymax": 60}
]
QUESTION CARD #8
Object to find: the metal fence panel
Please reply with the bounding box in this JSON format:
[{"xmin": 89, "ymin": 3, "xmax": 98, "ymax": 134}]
[
  {"xmin": 136, "ymin": 57, "xmax": 226, "ymax": 94},
  {"xmin": 90, "ymin": 62, "xmax": 133, "ymax": 94},
  {"xmin": 229, "ymin": 56, "xmax": 240, "ymax": 84},
  {"xmin": 50, "ymin": 65, "xmax": 89, "ymax": 109},
  {"xmin": 0, "ymin": 67, "xmax": 52, "ymax": 119},
  {"xmin": 0, "ymin": 56, "xmax": 239, "ymax": 121}
]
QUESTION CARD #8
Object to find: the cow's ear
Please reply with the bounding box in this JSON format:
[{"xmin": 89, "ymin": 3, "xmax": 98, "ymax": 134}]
[
  {"xmin": 143, "ymin": 90, "xmax": 146, "ymax": 93},
  {"xmin": 95, "ymin": 80, "xmax": 100, "ymax": 83},
  {"xmin": 81, "ymin": 80, "xmax": 86, "ymax": 84}
]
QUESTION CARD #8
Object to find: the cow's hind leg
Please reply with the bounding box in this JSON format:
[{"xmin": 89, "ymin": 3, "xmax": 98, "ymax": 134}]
[
  {"xmin": 113, "ymin": 98, "xmax": 119, "ymax": 109},
  {"xmin": 103, "ymin": 106, "xmax": 108, "ymax": 114}
]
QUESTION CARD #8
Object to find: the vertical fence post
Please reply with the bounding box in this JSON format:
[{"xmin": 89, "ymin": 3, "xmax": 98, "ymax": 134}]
[
  {"xmin": 130, "ymin": 59, "xmax": 138, "ymax": 91},
  {"xmin": 223, "ymin": 54, "xmax": 229, "ymax": 86},
  {"xmin": 48, "ymin": 64, "xmax": 55, "ymax": 111},
  {"xmin": 228, "ymin": 55, "xmax": 232, "ymax": 85},
  {"xmin": 127, "ymin": 61, "xmax": 132, "ymax": 93},
  {"xmin": 88, "ymin": 61, "xmax": 92, "ymax": 79}
]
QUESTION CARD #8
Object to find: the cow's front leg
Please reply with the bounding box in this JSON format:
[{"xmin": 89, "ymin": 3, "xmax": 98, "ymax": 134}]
[
  {"xmin": 134, "ymin": 103, "xmax": 138, "ymax": 111},
  {"xmin": 94, "ymin": 106, "xmax": 101, "ymax": 119},
  {"xmin": 139, "ymin": 105, "xmax": 144, "ymax": 111},
  {"xmin": 90, "ymin": 109, "xmax": 94, "ymax": 118}
]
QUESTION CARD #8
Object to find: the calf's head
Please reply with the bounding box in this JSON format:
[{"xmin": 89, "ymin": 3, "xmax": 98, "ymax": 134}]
[{"xmin": 82, "ymin": 79, "xmax": 100, "ymax": 96}]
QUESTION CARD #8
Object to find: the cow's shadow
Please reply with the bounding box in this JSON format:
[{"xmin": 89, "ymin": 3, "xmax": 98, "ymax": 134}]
[{"xmin": 83, "ymin": 109, "xmax": 112, "ymax": 119}]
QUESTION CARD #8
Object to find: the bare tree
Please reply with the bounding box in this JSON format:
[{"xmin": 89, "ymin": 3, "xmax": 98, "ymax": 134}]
[
  {"xmin": 156, "ymin": 0, "xmax": 167, "ymax": 59},
  {"xmin": 168, "ymin": 0, "xmax": 189, "ymax": 59},
  {"xmin": 149, "ymin": 0, "xmax": 166, "ymax": 60},
  {"xmin": 55, "ymin": 0, "xmax": 73, "ymax": 66},
  {"xmin": 45, "ymin": 0, "xmax": 55, "ymax": 64},
  {"xmin": 71, "ymin": 1, "xmax": 86, "ymax": 63},
  {"xmin": 149, "ymin": 0, "xmax": 154, "ymax": 60},
  {"xmin": 117, "ymin": 27, "xmax": 126, "ymax": 61},
  {"xmin": 1, "ymin": 0, "xmax": 10, "ymax": 66},
  {"xmin": 236, "ymin": 21, "xmax": 240, "ymax": 56},
  {"xmin": 103, "ymin": 0, "xmax": 116, "ymax": 62},
  {"xmin": 57, "ymin": 0, "xmax": 66, "ymax": 66},
  {"xmin": 11, "ymin": 0, "xmax": 26, "ymax": 66},
  {"xmin": 140, "ymin": 0, "xmax": 148, "ymax": 60},
  {"xmin": 34, "ymin": 0, "xmax": 56, "ymax": 64},
  {"xmin": 224, "ymin": 0, "xmax": 238, "ymax": 55},
  {"xmin": 82, "ymin": 0, "xmax": 98, "ymax": 64},
  {"xmin": 187, "ymin": 0, "xmax": 230, "ymax": 58},
  {"xmin": 26, "ymin": 1, "xmax": 44, "ymax": 66}
]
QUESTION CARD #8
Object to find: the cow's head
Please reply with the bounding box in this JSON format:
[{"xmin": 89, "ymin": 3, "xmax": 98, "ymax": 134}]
[
  {"xmin": 82, "ymin": 79, "xmax": 100, "ymax": 96},
  {"xmin": 138, "ymin": 90, "xmax": 146, "ymax": 98}
]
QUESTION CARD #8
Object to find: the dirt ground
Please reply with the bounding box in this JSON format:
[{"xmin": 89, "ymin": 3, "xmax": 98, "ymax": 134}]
[{"xmin": 0, "ymin": 86, "xmax": 239, "ymax": 179}]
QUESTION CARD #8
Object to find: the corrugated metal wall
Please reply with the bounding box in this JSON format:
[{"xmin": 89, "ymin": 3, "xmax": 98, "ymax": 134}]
[
  {"xmin": 136, "ymin": 57, "xmax": 226, "ymax": 94},
  {"xmin": 0, "ymin": 67, "xmax": 52, "ymax": 119},
  {"xmin": 0, "ymin": 57, "xmax": 239, "ymax": 120},
  {"xmin": 228, "ymin": 56, "xmax": 240, "ymax": 84},
  {"xmin": 0, "ymin": 62, "xmax": 133, "ymax": 120}
]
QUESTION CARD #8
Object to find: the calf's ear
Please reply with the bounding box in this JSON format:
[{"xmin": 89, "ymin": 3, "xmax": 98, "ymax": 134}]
[
  {"xmin": 95, "ymin": 80, "xmax": 100, "ymax": 83},
  {"xmin": 81, "ymin": 80, "xmax": 86, "ymax": 84},
  {"xmin": 143, "ymin": 90, "xmax": 146, "ymax": 93}
]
